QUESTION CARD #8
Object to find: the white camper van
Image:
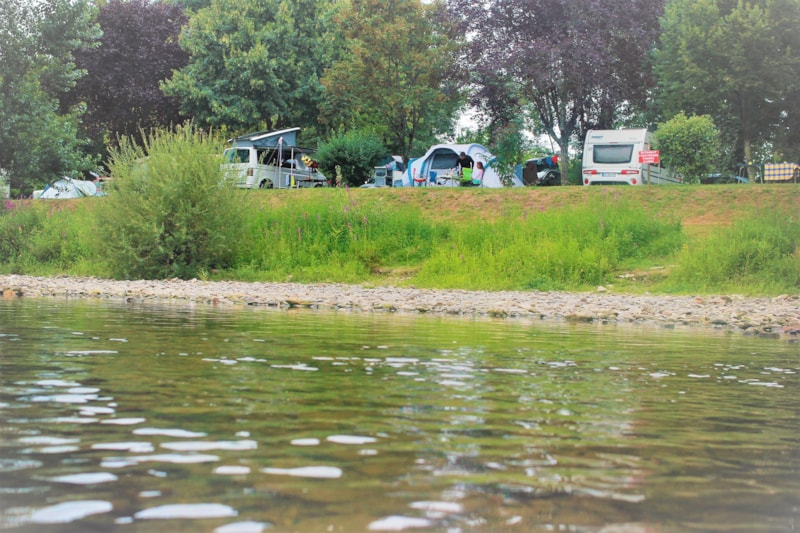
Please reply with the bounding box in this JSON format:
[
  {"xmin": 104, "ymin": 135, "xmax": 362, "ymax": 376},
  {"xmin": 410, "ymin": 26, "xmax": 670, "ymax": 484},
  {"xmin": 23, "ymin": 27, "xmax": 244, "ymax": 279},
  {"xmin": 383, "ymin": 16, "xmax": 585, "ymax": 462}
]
[
  {"xmin": 581, "ymin": 129, "xmax": 682, "ymax": 186},
  {"xmin": 221, "ymin": 127, "xmax": 327, "ymax": 189}
]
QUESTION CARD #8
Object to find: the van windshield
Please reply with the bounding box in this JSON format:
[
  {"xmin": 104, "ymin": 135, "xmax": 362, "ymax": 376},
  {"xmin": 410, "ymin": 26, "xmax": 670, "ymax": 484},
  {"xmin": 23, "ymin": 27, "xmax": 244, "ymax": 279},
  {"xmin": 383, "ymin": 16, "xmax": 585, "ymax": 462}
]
[{"xmin": 593, "ymin": 145, "xmax": 634, "ymax": 164}]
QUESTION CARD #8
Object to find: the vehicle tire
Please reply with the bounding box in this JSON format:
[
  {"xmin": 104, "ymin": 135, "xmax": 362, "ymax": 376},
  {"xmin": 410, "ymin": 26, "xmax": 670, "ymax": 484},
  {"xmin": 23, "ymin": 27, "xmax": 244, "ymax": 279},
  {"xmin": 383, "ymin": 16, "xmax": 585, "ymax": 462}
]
[{"xmin": 259, "ymin": 180, "xmax": 273, "ymax": 189}]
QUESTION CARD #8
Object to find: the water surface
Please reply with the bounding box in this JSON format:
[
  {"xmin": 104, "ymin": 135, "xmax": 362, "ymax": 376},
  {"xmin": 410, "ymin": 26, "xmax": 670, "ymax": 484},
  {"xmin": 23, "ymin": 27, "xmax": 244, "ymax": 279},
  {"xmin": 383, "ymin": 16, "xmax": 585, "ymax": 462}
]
[{"xmin": 0, "ymin": 299, "xmax": 797, "ymax": 532}]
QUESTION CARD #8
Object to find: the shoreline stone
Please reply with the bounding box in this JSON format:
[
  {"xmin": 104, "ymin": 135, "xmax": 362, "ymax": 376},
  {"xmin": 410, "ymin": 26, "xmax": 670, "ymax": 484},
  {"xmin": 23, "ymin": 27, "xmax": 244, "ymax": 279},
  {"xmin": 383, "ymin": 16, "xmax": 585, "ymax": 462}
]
[{"xmin": 1, "ymin": 274, "xmax": 799, "ymax": 342}]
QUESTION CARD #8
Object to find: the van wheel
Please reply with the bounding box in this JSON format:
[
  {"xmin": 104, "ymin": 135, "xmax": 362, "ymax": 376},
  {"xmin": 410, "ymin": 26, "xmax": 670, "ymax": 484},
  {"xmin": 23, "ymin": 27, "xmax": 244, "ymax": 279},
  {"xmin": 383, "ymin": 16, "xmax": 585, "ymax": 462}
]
[{"xmin": 259, "ymin": 180, "xmax": 273, "ymax": 189}]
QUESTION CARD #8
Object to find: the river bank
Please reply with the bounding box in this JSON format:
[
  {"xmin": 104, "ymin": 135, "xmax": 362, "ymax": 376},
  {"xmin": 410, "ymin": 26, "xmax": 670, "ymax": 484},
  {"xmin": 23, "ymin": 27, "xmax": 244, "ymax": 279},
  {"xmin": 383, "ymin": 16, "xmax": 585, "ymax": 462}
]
[{"xmin": 2, "ymin": 274, "xmax": 798, "ymax": 341}]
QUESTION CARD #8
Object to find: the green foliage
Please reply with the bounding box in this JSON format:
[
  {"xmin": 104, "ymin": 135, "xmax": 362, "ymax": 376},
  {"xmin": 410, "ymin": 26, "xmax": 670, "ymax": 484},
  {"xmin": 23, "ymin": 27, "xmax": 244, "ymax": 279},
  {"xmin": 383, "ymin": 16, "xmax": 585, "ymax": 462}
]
[
  {"xmin": 0, "ymin": 0, "xmax": 101, "ymax": 195},
  {"xmin": 415, "ymin": 199, "xmax": 683, "ymax": 290},
  {"xmin": 5, "ymin": 189, "xmax": 800, "ymax": 296},
  {"xmin": 315, "ymin": 131, "xmax": 387, "ymax": 187},
  {"xmin": 162, "ymin": 0, "xmax": 335, "ymax": 134},
  {"xmin": 488, "ymin": 117, "xmax": 533, "ymax": 186},
  {"xmin": 95, "ymin": 125, "xmax": 250, "ymax": 280},
  {"xmin": 655, "ymin": 113, "xmax": 721, "ymax": 183},
  {"xmin": 667, "ymin": 210, "xmax": 800, "ymax": 293},
  {"xmin": 654, "ymin": 0, "xmax": 800, "ymax": 167},
  {"xmin": 319, "ymin": 0, "xmax": 461, "ymax": 159},
  {"xmin": 233, "ymin": 189, "xmax": 446, "ymax": 282},
  {"xmin": 0, "ymin": 200, "xmax": 97, "ymax": 275}
]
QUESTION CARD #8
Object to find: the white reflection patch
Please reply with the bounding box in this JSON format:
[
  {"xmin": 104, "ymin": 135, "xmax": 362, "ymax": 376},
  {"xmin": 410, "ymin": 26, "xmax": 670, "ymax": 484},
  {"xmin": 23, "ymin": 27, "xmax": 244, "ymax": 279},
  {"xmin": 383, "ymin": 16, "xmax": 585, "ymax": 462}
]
[
  {"xmin": 134, "ymin": 503, "xmax": 237, "ymax": 520},
  {"xmin": 160, "ymin": 440, "xmax": 257, "ymax": 452},
  {"xmin": 327, "ymin": 435, "xmax": 377, "ymax": 445},
  {"xmin": 51, "ymin": 472, "xmax": 118, "ymax": 485},
  {"xmin": 31, "ymin": 500, "xmax": 112, "ymax": 524},
  {"xmin": 368, "ymin": 515, "xmax": 433, "ymax": 531},
  {"xmin": 261, "ymin": 466, "xmax": 342, "ymax": 478},
  {"xmin": 133, "ymin": 428, "xmax": 206, "ymax": 438}
]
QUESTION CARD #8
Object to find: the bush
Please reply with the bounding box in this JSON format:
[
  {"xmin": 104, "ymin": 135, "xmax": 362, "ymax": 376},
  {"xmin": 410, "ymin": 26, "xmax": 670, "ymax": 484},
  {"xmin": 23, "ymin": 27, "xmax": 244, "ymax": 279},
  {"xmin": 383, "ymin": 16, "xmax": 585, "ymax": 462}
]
[
  {"xmin": 655, "ymin": 113, "xmax": 721, "ymax": 183},
  {"xmin": 96, "ymin": 125, "xmax": 250, "ymax": 280},
  {"xmin": 315, "ymin": 130, "xmax": 387, "ymax": 187}
]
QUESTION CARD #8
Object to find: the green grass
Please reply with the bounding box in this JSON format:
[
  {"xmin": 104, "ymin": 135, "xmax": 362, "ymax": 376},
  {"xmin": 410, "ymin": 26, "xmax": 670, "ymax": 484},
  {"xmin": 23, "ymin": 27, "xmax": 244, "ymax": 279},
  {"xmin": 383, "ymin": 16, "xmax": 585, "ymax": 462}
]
[{"xmin": 2, "ymin": 190, "xmax": 797, "ymax": 296}]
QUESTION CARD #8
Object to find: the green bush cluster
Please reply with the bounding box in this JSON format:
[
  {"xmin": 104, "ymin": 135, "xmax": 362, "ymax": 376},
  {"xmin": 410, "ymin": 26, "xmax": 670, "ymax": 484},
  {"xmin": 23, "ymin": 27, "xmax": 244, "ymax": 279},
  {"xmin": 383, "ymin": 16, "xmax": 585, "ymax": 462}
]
[
  {"xmin": 95, "ymin": 125, "xmax": 250, "ymax": 279},
  {"xmin": 314, "ymin": 130, "xmax": 387, "ymax": 187}
]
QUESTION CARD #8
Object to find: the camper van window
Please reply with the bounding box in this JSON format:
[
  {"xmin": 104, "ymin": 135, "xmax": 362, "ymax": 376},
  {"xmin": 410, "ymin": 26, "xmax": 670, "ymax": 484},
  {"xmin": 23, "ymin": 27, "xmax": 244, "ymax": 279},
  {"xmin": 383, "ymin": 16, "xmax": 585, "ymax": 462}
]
[
  {"xmin": 225, "ymin": 149, "xmax": 249, "ymax": 164},
  {"xmin": 257, "ymin": 149, "xmax": 272, "ymax": 165},
  {"xmin": 593, "ymin": 145, "xmax": 634, "ymax": 164}
]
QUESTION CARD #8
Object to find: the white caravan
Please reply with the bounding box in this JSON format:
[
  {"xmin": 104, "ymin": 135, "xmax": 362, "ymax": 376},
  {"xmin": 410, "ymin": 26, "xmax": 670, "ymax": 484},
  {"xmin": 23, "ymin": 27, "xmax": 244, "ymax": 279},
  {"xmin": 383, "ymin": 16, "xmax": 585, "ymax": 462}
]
[
  {"xmin": 581, "ymin": 129, "xmax": 682, "ymax": 186},
  {"xmin": 221, "ymin": 127, "xmax": 327, "ymax": 189}
]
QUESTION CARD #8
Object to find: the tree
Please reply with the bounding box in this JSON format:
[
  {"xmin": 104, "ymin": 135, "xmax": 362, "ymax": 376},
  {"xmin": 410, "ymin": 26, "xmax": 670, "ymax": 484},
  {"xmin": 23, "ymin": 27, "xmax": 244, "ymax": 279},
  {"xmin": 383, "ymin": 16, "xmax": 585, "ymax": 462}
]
[
  {"xmin": 655, "ymin": 113, "xmax": 721, "ymax": 183},
  {"xmin": 446, "ymin": 0, "xmax": 664, "ymax": 184},
  {"xmin": 319, "ymin": 0, "xmax": 461, "ymax": 160},
  {"xmin": 62, "ymin": 0, "xmax": 189, "ymax": 153},
  {"xmin": 654, "ymin": 0, "xmax": 800, "ymax": 169},
  {"xmin": 0, "ymin": 0, "xmax": 100, "ymax": 195},
  {"xmin": 162, "ymin": 0, "xmax": 335, "ymax": 137}
]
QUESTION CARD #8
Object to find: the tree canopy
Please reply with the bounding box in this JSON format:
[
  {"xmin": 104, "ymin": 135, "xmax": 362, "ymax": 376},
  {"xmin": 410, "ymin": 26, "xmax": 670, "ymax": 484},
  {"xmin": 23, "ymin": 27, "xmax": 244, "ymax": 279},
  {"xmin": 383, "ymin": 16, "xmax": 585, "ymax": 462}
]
[
  {"xmin": 655, "ymin": 0, "xmax": 800, "ymax": 165},
  {"xmin": 62, "ymin": 0, "xmax": 189, "ymax": 152},
  {"xmin": 162, "ymin": 0, "xmax": 335, "ymax": 137},
  {"xmin": 320, "ymin": 0, "xmax": 461, "ymax": 160},
  {"xmin": 0, "ymin": 0, "xmax": 100, "ymax": 194},
  {"xmin": 446, "ymin": 0, "xmax": 664, "ymax": 183}
]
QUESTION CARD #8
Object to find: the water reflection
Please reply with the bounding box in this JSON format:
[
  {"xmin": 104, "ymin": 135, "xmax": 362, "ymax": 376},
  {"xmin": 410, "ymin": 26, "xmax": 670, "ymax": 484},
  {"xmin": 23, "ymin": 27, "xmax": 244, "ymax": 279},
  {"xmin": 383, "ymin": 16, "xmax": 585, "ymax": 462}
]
[{"xmin": 0, "ymin": 299, "xmax": 797, "ymax": 531}]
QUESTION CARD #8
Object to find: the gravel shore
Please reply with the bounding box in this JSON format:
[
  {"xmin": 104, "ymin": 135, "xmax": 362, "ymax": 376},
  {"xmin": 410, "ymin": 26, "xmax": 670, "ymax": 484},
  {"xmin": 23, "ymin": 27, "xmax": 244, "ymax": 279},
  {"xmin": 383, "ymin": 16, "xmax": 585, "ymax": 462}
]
[{"xmin": 2, "ymin": 274, "xmax": 799, "ymax": 341}]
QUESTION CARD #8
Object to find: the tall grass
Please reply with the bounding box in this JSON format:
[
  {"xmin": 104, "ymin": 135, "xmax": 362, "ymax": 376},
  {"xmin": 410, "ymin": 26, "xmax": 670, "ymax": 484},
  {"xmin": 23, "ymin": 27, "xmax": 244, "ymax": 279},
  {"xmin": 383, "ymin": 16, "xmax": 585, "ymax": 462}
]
[
  {"xmin": 232, "ymin": 188, "xmax": 447, "ymax": 282},
  {"xmin": 664, "ymin": 209, "xmax": 800, "ymax": 294},
  {"xmin": 0, "ymin": 200, "xmax": 98, "ymax": 275},
  {"xmin": 414, "ymin": 200, "xmax": 683, "ymax": 290}
]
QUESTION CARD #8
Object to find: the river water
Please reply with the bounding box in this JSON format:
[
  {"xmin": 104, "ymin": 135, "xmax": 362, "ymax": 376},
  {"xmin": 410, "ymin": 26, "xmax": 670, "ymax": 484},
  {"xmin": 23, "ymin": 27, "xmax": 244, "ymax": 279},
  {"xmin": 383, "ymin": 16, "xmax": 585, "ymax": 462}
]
[{"xmin": 0, "ymin": 299, "xmax": 797, "ymax": 532}]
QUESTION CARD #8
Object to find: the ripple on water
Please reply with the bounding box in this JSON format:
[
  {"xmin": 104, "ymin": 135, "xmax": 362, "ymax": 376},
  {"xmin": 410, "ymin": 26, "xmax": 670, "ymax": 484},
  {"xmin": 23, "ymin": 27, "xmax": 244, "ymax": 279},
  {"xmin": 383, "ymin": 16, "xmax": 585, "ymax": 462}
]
[
  {"xmin": 101, "ymin": 417, "xmax": 146, "ymax": 425},
  {"xmin": 50, "ymin": 472, "xmax": 118, "ymax": 485},
  {"xmin": 368, "ymin": 515, "xmax": 434, "ymax": 531},
  {"xmin": 214, "ymin": 465, "xmax": 251, "ymax": 475},
  {"xmin": 261, "ymin": 466, "xmax": 342, "ymax": 478},
  {"xmin": 326, "ymin": 435, "xmax": 377, "ymax": 445},
  {"xmin": 160, "ymin": 440, "xmax": 257, "ymax": 452},
  {"xmin": 31, "ymin": 500, "xmax": 113, "ymax": 524},
  {"xmin": 214, "ymin": 520, "xmax": 272, "ymax": 533},
  {"xmin": 290, "ymin": 438, "xmax": 320, "ymax": 446},
  {"xmin": 92, "ymin": 441, "xmax": 154, "ymax": 453},
  {"xmin": 133, "ymin": 428, "xmax": 207, "ymax": 438},
  {"xmin": 134, "ymin": 503, "xmax": 237, "ymax": 520}
]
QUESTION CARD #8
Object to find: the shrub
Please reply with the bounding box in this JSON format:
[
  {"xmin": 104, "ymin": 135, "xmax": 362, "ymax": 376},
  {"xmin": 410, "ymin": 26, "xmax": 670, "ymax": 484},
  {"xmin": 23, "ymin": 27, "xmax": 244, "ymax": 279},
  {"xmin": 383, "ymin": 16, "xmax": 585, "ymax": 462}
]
[
  {"xmin": 95, "ymin": 125, "xmax": 250, "ymax": 280},
  {"xmin": 315, "ymin": 130, "xmax": 387, "ymax": 187}
]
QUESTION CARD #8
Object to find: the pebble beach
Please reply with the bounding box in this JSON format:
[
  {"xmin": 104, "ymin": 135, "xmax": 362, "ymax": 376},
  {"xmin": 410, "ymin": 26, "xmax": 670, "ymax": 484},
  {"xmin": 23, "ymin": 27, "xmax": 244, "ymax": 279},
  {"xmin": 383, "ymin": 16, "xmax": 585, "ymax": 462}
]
[{"xmin": 2, "ymin": 274, "xmax": 799, "ymax": 341}]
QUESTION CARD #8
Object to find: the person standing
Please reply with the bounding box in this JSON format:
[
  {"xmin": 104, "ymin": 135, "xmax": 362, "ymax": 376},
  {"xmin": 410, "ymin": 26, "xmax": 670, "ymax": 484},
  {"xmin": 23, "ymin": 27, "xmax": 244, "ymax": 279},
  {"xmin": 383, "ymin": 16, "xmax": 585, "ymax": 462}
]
[
  {"xmin": 456, "ymin": 152, "xmax": 474, "ymax": 175},
  {"xmin": 472, "ymin": 161, "xmax": 485, "ymax": 185}
]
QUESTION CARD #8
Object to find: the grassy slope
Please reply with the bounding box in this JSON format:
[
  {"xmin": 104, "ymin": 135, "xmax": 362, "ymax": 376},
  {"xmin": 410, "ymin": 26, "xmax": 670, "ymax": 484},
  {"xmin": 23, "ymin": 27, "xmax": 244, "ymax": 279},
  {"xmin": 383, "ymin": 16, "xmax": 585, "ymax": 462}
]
[
  {"xmin": 258, "ymin": 183, "xmax": 798, "ymax": 234},
  {"xmin": 250, "ymin": 184, "xmax": 799, "ymax": 293}
]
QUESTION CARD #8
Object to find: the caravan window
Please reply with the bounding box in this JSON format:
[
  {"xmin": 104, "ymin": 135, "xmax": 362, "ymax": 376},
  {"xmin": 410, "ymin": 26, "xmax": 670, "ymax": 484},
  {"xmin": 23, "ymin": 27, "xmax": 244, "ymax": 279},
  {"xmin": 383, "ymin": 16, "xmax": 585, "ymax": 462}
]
[{"xmin": 593, "ymin": 145, "xmax": 634, "ymax": 164}]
